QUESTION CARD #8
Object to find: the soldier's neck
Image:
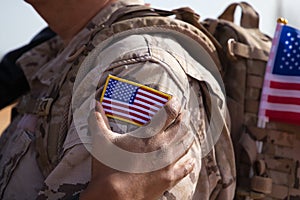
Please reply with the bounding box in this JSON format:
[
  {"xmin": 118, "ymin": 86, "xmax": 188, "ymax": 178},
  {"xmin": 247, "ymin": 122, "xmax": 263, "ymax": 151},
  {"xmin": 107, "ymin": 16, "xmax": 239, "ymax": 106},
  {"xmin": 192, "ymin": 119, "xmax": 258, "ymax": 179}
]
[{"xmin": 29, "ymin": 0, "xmax": 115, "ymax": 45}]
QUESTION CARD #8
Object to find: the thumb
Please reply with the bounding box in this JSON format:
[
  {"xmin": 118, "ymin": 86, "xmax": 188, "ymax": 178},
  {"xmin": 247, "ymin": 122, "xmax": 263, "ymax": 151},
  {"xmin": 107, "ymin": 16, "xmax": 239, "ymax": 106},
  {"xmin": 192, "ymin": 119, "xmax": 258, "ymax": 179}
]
[
  {"xmin": 88, "ymin": 100, "xmax": 111, "ymax": 137},
  {"xmin": 95, "ymin": 100, "xmax": 110, "ymax": 129}
]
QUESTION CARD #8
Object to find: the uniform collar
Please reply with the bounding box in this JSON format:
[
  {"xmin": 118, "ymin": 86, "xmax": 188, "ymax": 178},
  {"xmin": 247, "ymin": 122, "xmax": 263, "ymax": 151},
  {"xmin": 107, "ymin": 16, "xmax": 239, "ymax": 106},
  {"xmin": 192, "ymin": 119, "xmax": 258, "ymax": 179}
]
[
  {"xmin": 86, "ymin": 0, "xmax": 145, "ymax": 31},
  {"xmin": 17, "ymin": 0, "xmax": 145, "ymax": 85}
]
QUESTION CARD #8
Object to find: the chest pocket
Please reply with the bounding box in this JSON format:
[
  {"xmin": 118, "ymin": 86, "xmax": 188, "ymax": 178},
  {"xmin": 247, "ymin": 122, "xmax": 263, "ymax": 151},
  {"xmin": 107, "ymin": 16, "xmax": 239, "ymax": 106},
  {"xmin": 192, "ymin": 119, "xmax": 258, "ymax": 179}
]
[{"xmin": 0, "ymin": 129, "xmax": 33, "ymax": 198}]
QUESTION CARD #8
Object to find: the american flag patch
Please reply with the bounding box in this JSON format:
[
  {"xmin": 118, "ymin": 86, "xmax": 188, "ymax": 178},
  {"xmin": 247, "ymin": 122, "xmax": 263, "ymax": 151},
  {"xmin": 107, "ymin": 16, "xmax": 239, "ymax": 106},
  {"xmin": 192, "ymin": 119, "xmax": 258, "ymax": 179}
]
[{"xmin": 100, "ymin": 75, "xmax": 172, "ymax": 126}]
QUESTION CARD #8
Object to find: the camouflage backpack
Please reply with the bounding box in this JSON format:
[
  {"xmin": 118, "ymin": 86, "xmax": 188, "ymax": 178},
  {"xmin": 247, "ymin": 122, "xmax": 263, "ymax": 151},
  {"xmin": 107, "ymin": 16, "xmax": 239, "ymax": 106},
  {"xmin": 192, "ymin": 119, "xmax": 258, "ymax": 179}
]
[{"xmin": 203, "ymin": 2, "xmax": 300, "ymax": 199}]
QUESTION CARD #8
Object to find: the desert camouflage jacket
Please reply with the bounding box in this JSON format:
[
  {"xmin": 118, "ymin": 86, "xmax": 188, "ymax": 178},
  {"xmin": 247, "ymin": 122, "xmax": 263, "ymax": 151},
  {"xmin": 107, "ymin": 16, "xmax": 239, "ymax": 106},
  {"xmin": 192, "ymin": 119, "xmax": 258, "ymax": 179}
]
[{"xmin": 0, "ymin": 0, "xmax": 235, "ymax": 199}]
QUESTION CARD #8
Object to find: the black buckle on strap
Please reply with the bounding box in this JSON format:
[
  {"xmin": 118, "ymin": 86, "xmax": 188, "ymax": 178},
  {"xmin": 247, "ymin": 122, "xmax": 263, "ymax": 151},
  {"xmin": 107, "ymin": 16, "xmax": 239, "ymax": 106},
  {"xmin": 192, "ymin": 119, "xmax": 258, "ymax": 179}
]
[{"xmin": 37, "ymin": 97, "xmax": 54, "ymax": 116}]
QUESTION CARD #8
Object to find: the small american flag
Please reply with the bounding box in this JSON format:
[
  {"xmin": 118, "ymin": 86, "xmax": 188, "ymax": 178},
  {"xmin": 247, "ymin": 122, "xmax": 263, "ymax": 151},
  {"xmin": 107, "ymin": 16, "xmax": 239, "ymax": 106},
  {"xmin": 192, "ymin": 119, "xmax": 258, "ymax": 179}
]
[
  {"xmin": 100, "ymin": 75, "xmax": 172, "ymax": 126},
  {"xmin": 258, "ymin": 22, "xmax": 300, "ymax": 126}
]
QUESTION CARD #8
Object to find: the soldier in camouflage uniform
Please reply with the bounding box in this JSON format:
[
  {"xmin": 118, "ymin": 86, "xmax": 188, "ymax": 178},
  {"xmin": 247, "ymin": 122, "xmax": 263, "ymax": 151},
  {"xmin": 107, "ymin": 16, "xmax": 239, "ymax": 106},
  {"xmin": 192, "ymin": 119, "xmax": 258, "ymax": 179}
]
[
  {"xmin": 0, "ymin": 27, "xmax": 56, "ymax": 110},
  {"xmin": 0, "ymin": 0, "xmax": 236, "ymax": 199}
]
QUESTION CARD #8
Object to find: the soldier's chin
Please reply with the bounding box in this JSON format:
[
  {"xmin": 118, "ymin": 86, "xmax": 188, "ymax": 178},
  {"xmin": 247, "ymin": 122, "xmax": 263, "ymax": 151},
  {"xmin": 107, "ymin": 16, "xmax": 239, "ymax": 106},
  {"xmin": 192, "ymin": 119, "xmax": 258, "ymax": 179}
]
[
  {"xmin": 24, "ymin": 0, "xmax": 32, "ymax": 3},
  {"xmin": 24, "ymin": 0, "xmax": 43, "ymax": 5}
]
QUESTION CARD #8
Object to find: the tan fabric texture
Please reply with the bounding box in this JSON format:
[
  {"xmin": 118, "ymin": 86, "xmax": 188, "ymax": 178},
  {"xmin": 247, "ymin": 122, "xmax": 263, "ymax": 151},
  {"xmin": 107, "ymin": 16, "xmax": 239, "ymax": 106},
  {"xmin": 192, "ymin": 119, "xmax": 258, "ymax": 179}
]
[{"xmin": 0, "ymin": 1, "xmax": 235, "ymax": 199}]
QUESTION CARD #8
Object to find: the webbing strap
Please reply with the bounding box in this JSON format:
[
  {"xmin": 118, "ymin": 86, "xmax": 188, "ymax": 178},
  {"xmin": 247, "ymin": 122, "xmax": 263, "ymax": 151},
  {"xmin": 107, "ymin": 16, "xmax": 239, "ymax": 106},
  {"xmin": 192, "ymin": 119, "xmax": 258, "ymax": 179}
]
[
  {"xmin": 105, "ymin": 5, "xmax": 173, "ymax": 26},
  {"xmin": 247, "ymin": 126, "xmax": 267, "ymax": 141},
  {"xmin": 36, "ymin": 130, "xmax": 53, "ymax": 176},
  {"xmin": 239, "ymin": 132, "xmax": 257, "ymax": 164},
  {"xmin": 251, "ymin": 176, "xmax": 272, "ymax": 194},
  {"xmin": 245, "ymin": 100, "xmax": 259, "ymax": 114},
  {"xmin": 227, "ymin": 39, "xmax": 269, "ymax": 61},
  {"xmin": 272, "ymin": 184, "xmax": 300, "ymax": 199},
  {"xmin": 236, "ymin": 189, "xmax": 266, "ymax": 199}
]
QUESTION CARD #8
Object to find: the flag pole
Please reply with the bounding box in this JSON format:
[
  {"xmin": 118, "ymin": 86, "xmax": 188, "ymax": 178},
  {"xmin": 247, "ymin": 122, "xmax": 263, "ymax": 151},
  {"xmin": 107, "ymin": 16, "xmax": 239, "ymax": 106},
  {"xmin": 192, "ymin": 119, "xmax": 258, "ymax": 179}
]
[
  {"xmin": 257, "ymin": 18, "xmax": 288, "ymax": 129},
  {"xmin": 256, "ymin": 18, "xmax": 289, "ymax": 160}
]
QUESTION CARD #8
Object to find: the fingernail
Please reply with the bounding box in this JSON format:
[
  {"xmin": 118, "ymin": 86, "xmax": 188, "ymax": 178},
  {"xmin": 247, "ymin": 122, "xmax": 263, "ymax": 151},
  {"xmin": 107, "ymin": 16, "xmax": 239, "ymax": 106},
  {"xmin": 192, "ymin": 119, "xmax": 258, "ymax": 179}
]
[{"xmin": 95, "ymin": 101, "xmax": 102, "ymax": 112}]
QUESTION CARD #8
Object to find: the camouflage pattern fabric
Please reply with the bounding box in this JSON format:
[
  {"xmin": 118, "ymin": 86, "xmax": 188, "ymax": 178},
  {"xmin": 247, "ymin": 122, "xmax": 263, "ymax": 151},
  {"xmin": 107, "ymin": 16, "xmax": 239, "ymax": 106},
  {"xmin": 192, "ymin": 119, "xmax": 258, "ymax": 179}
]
[{"xmin": 0, "ymin": 0, "xmax": 236, "ymax": 199}]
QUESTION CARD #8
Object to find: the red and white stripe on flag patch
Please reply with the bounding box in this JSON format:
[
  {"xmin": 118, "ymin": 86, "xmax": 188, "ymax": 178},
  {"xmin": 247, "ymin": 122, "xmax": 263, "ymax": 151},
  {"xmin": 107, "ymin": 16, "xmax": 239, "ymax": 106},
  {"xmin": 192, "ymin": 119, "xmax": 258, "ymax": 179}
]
[{"xmin": 100, "ymin": 75, "xmax": 172, "ymax": 126}]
